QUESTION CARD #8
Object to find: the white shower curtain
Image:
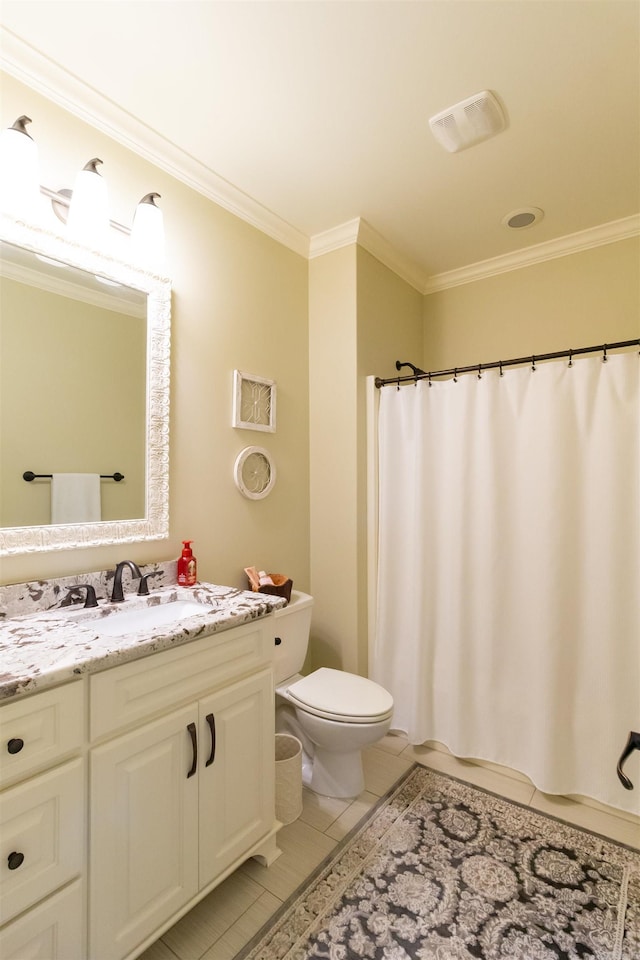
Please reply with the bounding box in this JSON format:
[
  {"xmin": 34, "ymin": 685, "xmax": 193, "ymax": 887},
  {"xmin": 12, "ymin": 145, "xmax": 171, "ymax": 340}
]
[{"xmin": 373, "ymin": 352, "xmax": 639, "ymax": 814}]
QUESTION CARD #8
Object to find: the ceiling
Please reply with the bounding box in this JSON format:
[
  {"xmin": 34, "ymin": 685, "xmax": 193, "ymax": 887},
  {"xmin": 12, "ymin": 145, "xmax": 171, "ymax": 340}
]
[{"xmin": 1, "ymin": 1, "xmax": 639, "ymax": 289}]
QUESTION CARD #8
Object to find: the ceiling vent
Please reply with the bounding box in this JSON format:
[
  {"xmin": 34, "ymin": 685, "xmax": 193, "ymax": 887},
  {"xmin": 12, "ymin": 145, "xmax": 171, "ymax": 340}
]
[{"xmin": 429, "ymin": 91, "xmax": 507, "ymax": 153}]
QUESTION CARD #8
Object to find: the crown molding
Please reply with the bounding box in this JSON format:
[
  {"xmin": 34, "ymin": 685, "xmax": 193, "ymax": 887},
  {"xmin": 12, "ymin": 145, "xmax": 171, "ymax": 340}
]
[
  {"xmin": 356, "ymin": 220, "xmax": 427, "ymax": 293},
  {"xmin": 308, "ymin": 215, "xmax": 640, "ymax": 296},
  {"xmin": 423, "ymin": 214, "xmax": 640, "ymax": 294},
  {"xmin": 308, "ymin": 219, "xmax": 361, "ymax": 258},
  {"xmin": 309, "ymin": 218, "xmax": 427, "ymax": 293},
  {"xmin": 0, "ymin": 29, "xmax": 309, "ymax": 258}
]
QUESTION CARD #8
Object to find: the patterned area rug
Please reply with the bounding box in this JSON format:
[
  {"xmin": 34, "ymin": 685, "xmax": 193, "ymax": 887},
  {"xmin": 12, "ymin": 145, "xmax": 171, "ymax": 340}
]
[{"xmin": 236, "ymin": 765, "xmax": 639, "ymax": 960}]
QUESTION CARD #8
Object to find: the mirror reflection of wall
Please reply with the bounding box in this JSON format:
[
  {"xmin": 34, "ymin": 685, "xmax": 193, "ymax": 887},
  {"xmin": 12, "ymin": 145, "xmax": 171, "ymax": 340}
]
[{"xmin": 0, "ymin": 245, "xmax": 147, "ymax": 527}]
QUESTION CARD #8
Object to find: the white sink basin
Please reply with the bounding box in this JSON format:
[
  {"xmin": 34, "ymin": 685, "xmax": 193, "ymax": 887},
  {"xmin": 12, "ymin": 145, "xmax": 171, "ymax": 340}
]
[{"xmin": 92, "ymin": 600, "xmax": 215, "ymax": 637}]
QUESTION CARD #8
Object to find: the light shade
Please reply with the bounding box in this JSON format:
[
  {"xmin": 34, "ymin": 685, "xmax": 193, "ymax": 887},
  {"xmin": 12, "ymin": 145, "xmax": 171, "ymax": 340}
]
[
  {"xmin": 67, "ymin": 158, "xmax": 110, "ymax": 247},
  {"xmin": 0, "ymin": 116, "xmax": 40, "ymax": 219},
  {"xmin": 130, "ymin": 192, "xmax": 165, "ymax": 270}
]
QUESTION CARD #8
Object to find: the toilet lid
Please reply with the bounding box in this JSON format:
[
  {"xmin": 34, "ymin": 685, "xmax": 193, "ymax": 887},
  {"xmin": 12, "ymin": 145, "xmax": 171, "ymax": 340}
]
[{"xmin": 286, "ymin": 668, "xmax": 394, "ymax": 723}]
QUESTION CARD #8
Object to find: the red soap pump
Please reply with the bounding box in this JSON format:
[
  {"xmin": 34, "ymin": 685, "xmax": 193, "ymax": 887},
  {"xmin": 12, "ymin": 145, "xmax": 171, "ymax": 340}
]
[{"xmin": 177, "ymin": 540, "xmax": 197, "ymax": 586}]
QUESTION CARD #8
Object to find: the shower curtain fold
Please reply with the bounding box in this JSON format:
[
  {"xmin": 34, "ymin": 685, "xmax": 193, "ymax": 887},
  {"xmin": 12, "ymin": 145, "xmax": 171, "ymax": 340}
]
[{"xmin": 372, "ymin": 352, "xmax": 639, "ymax": 815}]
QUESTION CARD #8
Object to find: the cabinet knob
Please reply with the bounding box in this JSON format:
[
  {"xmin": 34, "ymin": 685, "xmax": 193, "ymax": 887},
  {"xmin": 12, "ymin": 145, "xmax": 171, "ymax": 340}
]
[
  {"xmin": 8, "ymin": 851, "xmax": 24, "ymax": 870},
  {"xmin": 7, "ymin": 738, "xmax": 24, "ymax": 755},
  {"xmin": 274, "ymin": 637, "xmax": 282, "ymax": 646}
]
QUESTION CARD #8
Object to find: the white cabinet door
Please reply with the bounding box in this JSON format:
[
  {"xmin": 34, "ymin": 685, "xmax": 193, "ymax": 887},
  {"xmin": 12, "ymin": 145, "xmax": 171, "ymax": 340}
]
[
  {"xmin": 199, "ymin": 668, "xmax": 274, "ymax": 886},
  {"xmin": 89, "ymin": 704, "xmax": 199, "ymax": 960},
  {"xmin": 0, "ymin": 879, "xmax": 85, "ymax": 960}
]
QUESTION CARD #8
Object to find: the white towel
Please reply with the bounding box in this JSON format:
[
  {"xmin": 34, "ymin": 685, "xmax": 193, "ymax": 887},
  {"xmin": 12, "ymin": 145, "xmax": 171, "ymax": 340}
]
[{"xmin": 51, "ymin": 473, "xmax": 101, "ymax": 524}]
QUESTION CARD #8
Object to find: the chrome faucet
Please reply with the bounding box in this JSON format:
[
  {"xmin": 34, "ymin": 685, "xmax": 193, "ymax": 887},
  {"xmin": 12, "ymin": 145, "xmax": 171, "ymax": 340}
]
[{"xmin": 111, "ymin": 561, "xmax": 142, "ymax": 603}]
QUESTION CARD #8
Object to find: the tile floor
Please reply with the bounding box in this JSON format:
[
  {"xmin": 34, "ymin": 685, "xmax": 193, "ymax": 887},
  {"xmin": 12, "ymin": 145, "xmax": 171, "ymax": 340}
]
[{"xmin": 139, "ymin": 734, "xmax": 640, "ymax": 960}]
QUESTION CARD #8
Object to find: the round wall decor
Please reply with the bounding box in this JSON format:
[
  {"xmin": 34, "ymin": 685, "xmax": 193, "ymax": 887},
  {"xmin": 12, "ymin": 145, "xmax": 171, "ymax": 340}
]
[{"xmin": 233, "ymin": 446, "xmax": 276, "ymax": 499}]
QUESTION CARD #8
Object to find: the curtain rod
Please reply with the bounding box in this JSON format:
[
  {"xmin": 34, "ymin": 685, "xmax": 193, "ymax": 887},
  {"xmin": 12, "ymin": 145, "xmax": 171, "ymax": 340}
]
[{"xmin": 374, "ymin": 338, "xmax": 640, "ymax": 388}]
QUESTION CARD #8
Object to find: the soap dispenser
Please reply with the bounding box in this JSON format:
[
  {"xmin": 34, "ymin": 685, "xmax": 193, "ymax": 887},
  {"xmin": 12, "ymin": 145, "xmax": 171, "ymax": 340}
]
[{"xmin": 177, "ymin": 540, "xmax": 197, "ymax": 586}]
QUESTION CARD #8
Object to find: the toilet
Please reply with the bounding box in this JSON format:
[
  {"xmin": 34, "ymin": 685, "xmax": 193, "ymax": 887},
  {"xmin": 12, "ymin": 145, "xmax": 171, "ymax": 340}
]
[{"xmin": 273, "ymin": 591, "xmax": 393, "ymax": 798}]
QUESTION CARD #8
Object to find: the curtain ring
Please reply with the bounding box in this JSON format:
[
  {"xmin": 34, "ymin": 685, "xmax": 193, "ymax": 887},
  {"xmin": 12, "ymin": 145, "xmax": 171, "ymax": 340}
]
[
  {"xmin": 531, "ymin": 355, "xmax": 536, "ymax": 372},
  {"xmin": 477, "ymin": 363, "xmax": 482, "ymax": 380},
  {"xmin": 453, "ymin": 368, "xmax": 458, "ymax": 383},
  {"xmin": 396, "ymin": 378, "xmax": 400, "ymax": 390},
  {"xmin": 568, "ymin": 349, "xmax": 573, "ymax": 368},
  {"xmin": 602, "ymin": 344, "xmax": 608, "ymax": 363},
  {"xmin": 428, "ymin": 372, "xmax": 432, "ymax": 388},
  {"xmin": 499, "ymin": 361, "xmax": 504, "ymax": 378}
]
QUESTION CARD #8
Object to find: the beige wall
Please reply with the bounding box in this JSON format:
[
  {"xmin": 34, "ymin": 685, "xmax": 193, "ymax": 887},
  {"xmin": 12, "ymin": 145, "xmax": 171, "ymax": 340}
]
[
  {"xmin": 357, "ymin": 248, "xmax": 424, "ymax": 381},
  {"xmin": 308, "ymin": 246, "xmax": 358, "ymax": 672},
  {"xmin": 308, "ymin": 245, "xmax": 423, "ymax": 675},
  {"xmin": 0, "ymin": 73, "xmax": 310, "ymax": 591},
  {"xmin": 423, "ymin": 237, "xmax": 640, "ymax": 369},
  {"xmin": 1, "ymin": 278, "xmax": 146, "ymax": 527}
]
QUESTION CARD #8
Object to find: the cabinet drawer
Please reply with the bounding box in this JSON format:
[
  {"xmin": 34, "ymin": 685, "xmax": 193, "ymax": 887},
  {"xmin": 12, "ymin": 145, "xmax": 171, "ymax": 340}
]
[
  {"xmin": 0, "ymin": 758, "xmax": 84, "ymax": 925},
  {"xmin": 90, "ymin": 618, "xmax": 271, "ymax": 741},
  {"xmin": 0, "ymin": 879, "xmax": 85, "ymax": 960},
  {"xmin": 0, "ymin": 681, "xmax": 84, "ymax": 788}
]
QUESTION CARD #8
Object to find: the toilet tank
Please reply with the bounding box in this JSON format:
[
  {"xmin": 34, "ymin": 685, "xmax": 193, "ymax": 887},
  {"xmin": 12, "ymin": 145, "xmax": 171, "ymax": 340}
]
[{"xmin": 271, "ymin": 590, "xmax": 314, "ymax": 684}]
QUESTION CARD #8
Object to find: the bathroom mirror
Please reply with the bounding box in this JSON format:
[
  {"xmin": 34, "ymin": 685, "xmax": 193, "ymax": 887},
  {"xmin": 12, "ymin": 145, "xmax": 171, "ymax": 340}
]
[{"xmin": 0, "ymin": 213, "xmax": 171, "ymax": 556}]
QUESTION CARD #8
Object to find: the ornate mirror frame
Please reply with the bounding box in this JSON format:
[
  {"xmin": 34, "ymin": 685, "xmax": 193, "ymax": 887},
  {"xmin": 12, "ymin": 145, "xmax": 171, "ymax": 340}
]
[{"xmin": 0, "ymin": 213, "xmax": 171, "ymax": 556}]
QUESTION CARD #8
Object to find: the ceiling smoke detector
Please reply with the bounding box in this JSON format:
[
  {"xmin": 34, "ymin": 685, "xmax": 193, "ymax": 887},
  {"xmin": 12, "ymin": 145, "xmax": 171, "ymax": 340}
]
[{"xmin": 429, "ymin": 90, "xmax": 507, "ymax": 153}]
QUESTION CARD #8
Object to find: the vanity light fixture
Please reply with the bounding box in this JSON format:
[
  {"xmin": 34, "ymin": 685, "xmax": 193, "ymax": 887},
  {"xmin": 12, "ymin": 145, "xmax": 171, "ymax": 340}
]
[
  {"xmin": 67, "ymin": 157, "xmax": 110, "ymax": 248},
  {"xmin": 0, "ymin": 116, "xmax": 41, "ymax": 220},
  {"xmin": 0, "ymin": 115, "xmax": 166, "ymax": 271},
  {"xmin": 130, "ymin": 192, "xmax": 165, "ymax": 270}
]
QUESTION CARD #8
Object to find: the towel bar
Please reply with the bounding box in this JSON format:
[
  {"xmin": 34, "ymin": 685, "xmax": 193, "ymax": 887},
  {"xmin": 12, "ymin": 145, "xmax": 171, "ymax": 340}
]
[{"xmin": 23, "ymin": 471, "xmax": 124, "ymax": 482}]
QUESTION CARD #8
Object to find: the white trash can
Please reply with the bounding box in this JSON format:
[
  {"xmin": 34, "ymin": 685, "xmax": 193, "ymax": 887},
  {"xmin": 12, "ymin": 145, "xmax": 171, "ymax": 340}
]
[{"xmin": 275, "ymin": 733, "xmax": 303, "ymax": 825}]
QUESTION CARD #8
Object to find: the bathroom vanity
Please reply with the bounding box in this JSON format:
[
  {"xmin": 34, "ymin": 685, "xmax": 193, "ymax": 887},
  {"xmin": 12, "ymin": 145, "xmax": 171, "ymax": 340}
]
[{"xmin": 0, "ymin": 578, "xmax": 284, "ymax": 960}]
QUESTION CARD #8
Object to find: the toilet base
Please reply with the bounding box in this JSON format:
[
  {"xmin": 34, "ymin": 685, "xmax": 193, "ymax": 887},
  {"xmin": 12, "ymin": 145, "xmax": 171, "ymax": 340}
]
[
  {"xmin": 277, "ymin": 704, "xmax": 365, "ymax": 797},
  {"xmin": 305, "ymin": 747, "xmax": 364, "ymax": 799}
]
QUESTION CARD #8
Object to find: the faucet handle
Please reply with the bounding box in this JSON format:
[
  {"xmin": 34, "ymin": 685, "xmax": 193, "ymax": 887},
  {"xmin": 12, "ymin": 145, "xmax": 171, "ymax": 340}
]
[
  {"xmin": 137, "ymin": 572, "xmax": 161, "ymax": 596},
  {"xmin": 63, "ymin": 584, "xmax": 98, "ymax": 609}
]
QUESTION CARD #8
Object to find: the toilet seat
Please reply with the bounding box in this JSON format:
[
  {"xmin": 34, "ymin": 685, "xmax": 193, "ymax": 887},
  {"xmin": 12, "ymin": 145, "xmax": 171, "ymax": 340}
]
[{"xmin": 286, "ymin": 667, "xmax": 394, "ymax": 724}]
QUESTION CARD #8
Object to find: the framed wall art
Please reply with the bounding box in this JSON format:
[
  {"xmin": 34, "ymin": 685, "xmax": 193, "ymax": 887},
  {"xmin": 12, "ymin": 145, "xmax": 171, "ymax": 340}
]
[
  {"xmin": 233, "ymin": 446, "xmax": 276, "ymax": 499},
  {"xmin": 232, "ymin": 370, "xmax": 276, "ymax": 433}
]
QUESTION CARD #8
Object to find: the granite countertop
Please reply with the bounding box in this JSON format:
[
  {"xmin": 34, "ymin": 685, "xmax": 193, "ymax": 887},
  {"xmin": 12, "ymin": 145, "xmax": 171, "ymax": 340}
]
[{"xmin": 0, "ymin": 582, "xmax": 286, "ymax": 702}]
